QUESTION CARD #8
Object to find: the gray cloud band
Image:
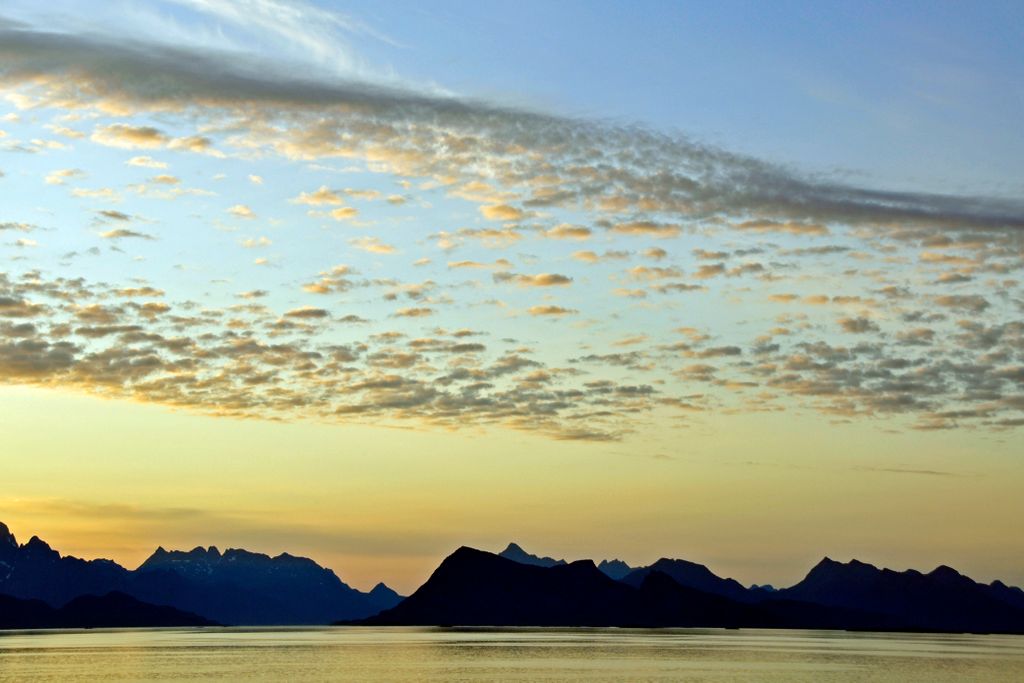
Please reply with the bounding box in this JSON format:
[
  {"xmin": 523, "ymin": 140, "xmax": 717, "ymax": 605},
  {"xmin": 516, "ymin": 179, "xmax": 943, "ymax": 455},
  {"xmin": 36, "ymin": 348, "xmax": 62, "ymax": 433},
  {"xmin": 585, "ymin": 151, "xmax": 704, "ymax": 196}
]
[{"xmin": 2, "ymin": 23, "xmax": 1023, "ymax": 236}]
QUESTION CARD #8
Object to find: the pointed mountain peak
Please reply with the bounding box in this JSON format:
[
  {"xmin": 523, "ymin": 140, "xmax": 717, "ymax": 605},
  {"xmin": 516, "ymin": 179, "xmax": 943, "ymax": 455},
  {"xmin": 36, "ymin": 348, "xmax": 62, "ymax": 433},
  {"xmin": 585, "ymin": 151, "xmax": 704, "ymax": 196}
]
[
  {"xmin": 369, "ymin": 582, "xmax": 400, "ymax": 598},
  {"xmin": 812, "ymin": 556, "xmax": 839, "ymax": 569},
  {"xmin": 0, "ymin": 521, "xmax": 16, "ymax": 548},
  {"xmin": 498, "ymin": 542, "xmax": 566, "ymax": 567},
  {"xmin": 452, "ymin": 545, "xmax": 487, "ymax": 558}
]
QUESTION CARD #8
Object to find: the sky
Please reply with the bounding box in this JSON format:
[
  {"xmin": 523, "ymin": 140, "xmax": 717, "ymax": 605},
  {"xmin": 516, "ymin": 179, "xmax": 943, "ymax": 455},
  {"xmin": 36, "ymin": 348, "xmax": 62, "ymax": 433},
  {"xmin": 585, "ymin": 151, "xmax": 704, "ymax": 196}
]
[{"xmin": 0, "ymin": 0, "xmax": 1022, "ymax": 594}]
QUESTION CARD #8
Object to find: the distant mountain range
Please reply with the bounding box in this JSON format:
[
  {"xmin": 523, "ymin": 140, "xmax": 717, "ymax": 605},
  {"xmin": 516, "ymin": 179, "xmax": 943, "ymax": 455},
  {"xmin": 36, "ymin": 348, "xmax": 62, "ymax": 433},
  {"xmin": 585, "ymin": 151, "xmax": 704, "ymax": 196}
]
[
  {"xmin": 776, "ymin": 557, "xmax": 1024, "ymax": 633},
  {"xmin": 362, "ymin": 544, "xmax": 1024, "ymax": 634},
  {"xmin": 0, "ymin": 521, "xmax": 402, "ymax": 627},
  {"xmin": 498, "ymin": 542, "xmax": 637, "ymax": 580},
  {"xmin": 5, "ymin": 523, "xmax": 1023, "ymax": 633}
]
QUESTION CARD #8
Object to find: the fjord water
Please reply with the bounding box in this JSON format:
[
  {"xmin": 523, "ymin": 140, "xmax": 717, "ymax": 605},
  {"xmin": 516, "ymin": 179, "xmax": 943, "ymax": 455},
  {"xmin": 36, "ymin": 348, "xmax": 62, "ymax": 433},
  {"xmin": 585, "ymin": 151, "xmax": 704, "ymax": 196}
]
[{"xmin": 1, "ymin": 627, "xmax": 1022, "ymax": 682}]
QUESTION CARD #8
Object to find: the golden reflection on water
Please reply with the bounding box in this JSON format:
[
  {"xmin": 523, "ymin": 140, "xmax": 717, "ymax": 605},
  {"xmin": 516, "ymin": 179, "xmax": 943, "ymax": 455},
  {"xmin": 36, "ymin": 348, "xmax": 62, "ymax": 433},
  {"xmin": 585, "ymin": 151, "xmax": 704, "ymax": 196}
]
[{"xmin": 0, "ymin": 627, "xmax": 1022, "ymax": 682}]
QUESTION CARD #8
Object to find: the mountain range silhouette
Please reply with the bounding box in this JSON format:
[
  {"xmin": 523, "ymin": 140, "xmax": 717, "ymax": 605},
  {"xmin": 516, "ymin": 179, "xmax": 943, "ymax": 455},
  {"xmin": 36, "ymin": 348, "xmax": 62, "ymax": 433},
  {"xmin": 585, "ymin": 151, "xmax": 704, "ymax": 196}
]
[
  {"xmin": 0, "ymin": 521, "xmax": 401, "ymax": 627},
  {"xmin": 363, "ymin": 545, "xmax": 1024, "ymax": 633},
  {"xmin": 3, "ymin": 521, "xmax": 1023, "ymax": 633}
]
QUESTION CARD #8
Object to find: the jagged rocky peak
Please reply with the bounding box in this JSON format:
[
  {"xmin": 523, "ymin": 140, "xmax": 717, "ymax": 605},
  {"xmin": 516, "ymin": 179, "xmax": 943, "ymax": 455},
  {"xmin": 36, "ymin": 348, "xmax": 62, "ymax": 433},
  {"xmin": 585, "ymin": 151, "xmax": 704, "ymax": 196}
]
[
  {"xmin": 0, "ymin": 521, "xmax": 17, "ymax": 548},
  {"xmin": 138, "ymin": 545, "xmax": 222, "ymax": 572},
  {"xmin": 498, "ymin": 542, "xmax": 567, "ymax": 567},
  {"xmin": 597, "ymin": 558, "xmax": 633, "ymax": 580}
]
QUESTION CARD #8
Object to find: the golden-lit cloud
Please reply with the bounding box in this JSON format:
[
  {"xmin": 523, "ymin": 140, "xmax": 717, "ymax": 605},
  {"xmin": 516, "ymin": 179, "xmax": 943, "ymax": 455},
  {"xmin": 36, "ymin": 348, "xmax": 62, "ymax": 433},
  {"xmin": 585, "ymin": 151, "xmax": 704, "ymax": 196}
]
[
  {"xmin": 480, "ymin": 204, "xmax": 524, "ymax": 221},
  {"xmin": 92, "ymin": 124, "xmax": 168, "ymax": 149},
  {"xmin": 545, "ymin": 224, "xmax": 591, "ymax": 240},
  {"xmin": 99, "ymin": 229, "xmax": 155, "ymax": 240},
  {"xmin": 45, "ymin": 168, "xmax": 85, "ymax": 185},
  {"xmin": 394, "ymin": 307, "xmax": 433, "ymax": 318},
  {"xmin": 611, "ymin": 221, "xmax": 681, "ymax": 238},
  {"xmin": 126, "ymin": 156, "xmax": 167, "ymax": 169},
  {"xmin": 350, "ymin": 236, "xmax": 396, "ymax": 254},
  {"xmin": 528, "ymin": 305, "xmax": 576, "ymax": 317},
  {"xmin": 227, "ymin": 204, "xmax": 257, "ymax": 219},
  {"xmin": 328, "ymin": 206, "xmax": 358, "ymax": 220},
  {"xmin": 494, "ymin": 272, "xmax": 572, "ymax": 287},
  {"xmin": 293, "ymin": 186, "xmax": 345, "ymax": 205}
]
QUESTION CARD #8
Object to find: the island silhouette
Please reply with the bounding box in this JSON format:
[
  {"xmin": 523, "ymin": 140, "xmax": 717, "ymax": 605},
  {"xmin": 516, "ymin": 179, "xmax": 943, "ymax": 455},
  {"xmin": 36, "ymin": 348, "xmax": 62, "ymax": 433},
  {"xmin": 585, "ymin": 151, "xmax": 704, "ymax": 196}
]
[{"xmin": 2, "ymin": 521, "xmax": 1022, "ymax": 633}]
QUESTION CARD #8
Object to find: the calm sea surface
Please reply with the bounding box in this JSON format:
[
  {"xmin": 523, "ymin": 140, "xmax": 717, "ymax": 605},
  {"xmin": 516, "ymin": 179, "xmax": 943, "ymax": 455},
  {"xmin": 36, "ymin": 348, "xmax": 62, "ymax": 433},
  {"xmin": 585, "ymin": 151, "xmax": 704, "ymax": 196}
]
[{"xmin": 1, "ymin": 627, "xmax": 1022, "ymax": 682}]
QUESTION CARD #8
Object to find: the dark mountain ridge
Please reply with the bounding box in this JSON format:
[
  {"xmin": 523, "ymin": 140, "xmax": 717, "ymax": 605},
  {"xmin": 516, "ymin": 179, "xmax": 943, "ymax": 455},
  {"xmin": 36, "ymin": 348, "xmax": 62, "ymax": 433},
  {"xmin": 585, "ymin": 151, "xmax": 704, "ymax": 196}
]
[
  {"xmin": 364, "ymin": 547, "xmax": 639, "ymax": 626},
  {"xmin": 622, "ymin": 557, "xmax": 757, "ymax": 602},
  {"xmin": 778, "ymin": 557, "xmax": 1024, "ymax": 633},
  {"xmin": 130, "ymin": 544, "xmax": 402, "ymax": 625},
  {"xmin": 0, "ymin": 591, "xmax": 216, "ymax": 629},
  {"xmin": 0, "ymin": 521, "xmax": 401, "ymax": 626},
  {"xmin": 360, "ymin": 547, "xmax": 897, "ymax": 629},
  {"xmin": 0, "ymin": 523, "xmax": 130, "ymax": 607},
  {"xmin": 361, "ymin": 546, "xmax": 1024, "ymax": 633},
  {"xmin": 6, "ymin": 522, "xmax": 1023, "ymax": 633}
]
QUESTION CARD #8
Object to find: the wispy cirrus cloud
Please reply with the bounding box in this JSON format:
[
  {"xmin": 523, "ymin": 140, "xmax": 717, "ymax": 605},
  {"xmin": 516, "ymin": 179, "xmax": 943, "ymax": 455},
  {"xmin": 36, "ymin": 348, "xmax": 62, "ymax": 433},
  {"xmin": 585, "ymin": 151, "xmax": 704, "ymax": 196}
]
[{"xmin": 1, "ymin": 20, "xmax": 1021, "ymax": 240}]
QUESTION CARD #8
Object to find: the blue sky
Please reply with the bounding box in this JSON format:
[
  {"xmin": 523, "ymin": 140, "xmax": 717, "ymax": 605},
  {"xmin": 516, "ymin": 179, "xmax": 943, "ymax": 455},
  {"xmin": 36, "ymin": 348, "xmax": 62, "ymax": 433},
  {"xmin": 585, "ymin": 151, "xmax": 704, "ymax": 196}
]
[{"xmin": 338, "ymin": 0, "xmax": 1024, "ymax": 192}]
